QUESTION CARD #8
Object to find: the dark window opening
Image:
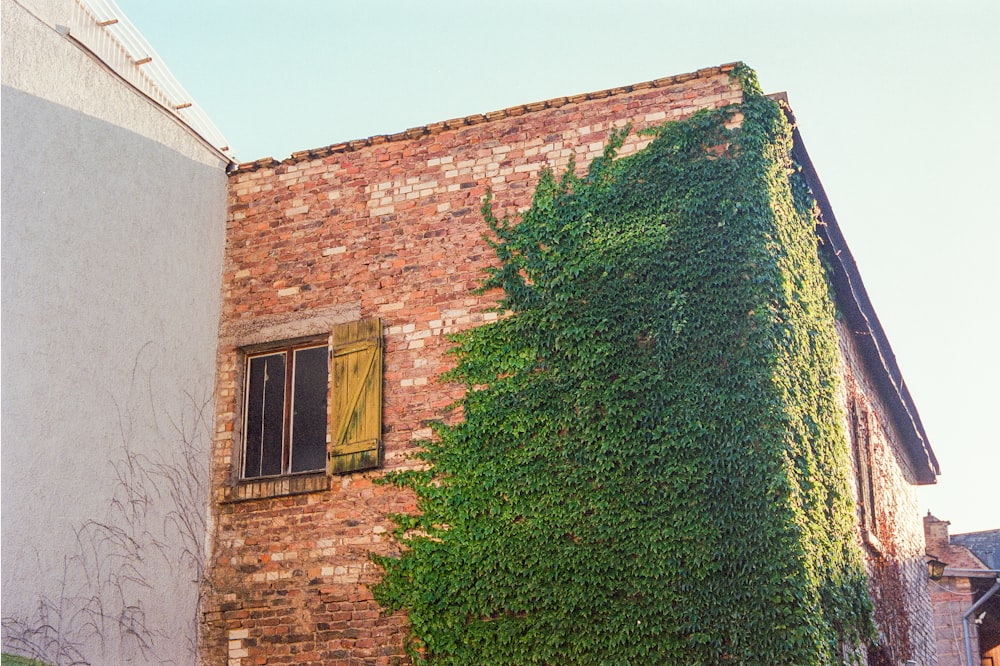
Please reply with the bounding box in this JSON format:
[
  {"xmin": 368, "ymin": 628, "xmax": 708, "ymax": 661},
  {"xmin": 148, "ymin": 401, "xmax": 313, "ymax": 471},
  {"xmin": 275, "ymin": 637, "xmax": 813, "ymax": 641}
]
[
  {"xmin": 850, "ymin": 397, "xmax": 878, "ymax": 534},
  {"xmin": 243, "ymin": 343, "xmax": 328, "ymax": 479}
]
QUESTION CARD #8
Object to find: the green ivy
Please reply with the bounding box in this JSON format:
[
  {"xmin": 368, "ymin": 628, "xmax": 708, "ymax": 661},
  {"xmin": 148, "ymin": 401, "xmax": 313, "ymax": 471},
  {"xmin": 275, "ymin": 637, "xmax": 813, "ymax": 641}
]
[
  {"xmin": 1, "ymin": 655, "xmax": 53, "ymax": 666},
  {"xmin": 374, "ymin": 69, "xmax": 874, "ymax": 664}
]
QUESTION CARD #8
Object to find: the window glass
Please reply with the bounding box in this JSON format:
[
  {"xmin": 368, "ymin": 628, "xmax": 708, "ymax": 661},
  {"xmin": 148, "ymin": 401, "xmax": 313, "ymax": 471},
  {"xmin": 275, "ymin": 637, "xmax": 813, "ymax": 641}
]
[
  {"xmin": 290, "ymin": 345, "xmax": 329, "ymax": 473},
  {"xmin": 244, "ymin": 352, "xmax": 286, "ymax": 478}
]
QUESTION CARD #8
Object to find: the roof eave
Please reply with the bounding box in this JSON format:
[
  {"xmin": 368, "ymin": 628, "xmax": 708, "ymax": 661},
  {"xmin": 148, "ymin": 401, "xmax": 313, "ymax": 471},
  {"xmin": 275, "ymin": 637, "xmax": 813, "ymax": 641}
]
[
  {"xmin": 232, "ymin": 63, "xmax": 741, "ymax": 172},
  {"xmin": 773, "ymin": 96, "xmax": 940, "ymax": 485}
]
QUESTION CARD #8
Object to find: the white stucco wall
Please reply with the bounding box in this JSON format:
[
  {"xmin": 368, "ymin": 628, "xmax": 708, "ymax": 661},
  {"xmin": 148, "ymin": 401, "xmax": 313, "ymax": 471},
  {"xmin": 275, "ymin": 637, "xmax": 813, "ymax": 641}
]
[{"xmin": 1, "ymin": 0, "xmax": 228, "ymax": 662}]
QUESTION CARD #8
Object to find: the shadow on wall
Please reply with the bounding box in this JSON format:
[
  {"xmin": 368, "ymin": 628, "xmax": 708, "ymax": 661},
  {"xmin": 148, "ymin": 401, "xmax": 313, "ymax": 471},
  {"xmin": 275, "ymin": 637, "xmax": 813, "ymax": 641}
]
[
  {"xmin": 2, "ymin": 83, "xmax": 225, "ymax": 665},
  {"xmin": 0, "ymin": 344, "xmax": 213, "ymax": 665}
]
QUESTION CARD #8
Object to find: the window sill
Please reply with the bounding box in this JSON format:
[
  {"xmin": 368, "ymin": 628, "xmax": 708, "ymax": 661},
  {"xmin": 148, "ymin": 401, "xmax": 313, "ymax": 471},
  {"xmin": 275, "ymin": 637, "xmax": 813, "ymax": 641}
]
[
  {"xmin": 222, "ymin": 472, "xmax": 330, "ymax": 503},
  {"xmin": 862, "ymin": 527, "xmax": 884, "ymax": 557}
]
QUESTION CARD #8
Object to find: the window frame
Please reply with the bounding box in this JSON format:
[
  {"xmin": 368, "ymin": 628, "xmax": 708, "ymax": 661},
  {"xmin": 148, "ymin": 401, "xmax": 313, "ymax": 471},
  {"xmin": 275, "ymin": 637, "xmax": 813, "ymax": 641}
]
[
  {"xmin": 240, "ymin": 335, "xmax": 330, "ymax": 480},
  {"xmin": 849, "ymin": 395, "xmax": 882, "ymax": 551}
]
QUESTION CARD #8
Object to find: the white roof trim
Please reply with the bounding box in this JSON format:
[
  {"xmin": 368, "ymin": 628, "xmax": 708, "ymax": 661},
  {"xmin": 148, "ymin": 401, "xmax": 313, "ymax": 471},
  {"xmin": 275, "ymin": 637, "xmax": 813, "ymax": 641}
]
[{"xmin": 71, "ymin": 0, "xmax": 235, "ymax": 160}]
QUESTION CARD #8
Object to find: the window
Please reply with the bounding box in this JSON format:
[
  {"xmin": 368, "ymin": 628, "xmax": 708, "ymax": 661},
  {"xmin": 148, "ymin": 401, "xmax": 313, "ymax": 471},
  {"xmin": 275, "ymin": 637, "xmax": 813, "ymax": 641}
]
[
  {"xmin": 240, "ymin": 318, "xmax": 383, "ymax": 481},
  {"xmin": 849, "ymin": 397, "xmax": 878, "ymax": 535},
  {"xmin": 243, "ymin": 342, "xmax": 328, "ymax": 477}
]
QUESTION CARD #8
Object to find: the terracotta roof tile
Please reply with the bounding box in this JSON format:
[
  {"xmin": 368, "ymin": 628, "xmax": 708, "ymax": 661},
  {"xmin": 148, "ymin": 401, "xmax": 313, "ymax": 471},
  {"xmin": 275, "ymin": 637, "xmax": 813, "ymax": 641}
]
[{"xmin": 234, "ymin": 62, "xmax": 739, "ymax": 172}]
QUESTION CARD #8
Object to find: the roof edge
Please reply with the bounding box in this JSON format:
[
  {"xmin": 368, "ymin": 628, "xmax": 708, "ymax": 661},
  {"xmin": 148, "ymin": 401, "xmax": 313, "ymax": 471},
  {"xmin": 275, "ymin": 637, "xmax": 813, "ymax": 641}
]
[
  {"xmin": 773, "ymin": 95, "xmax": 940, "ymax": 485},
  {"xmin": 232, "ymin": 62, "xmax": 741, "ymax": 173},
  {"xmin": 75, "ymin": 0, "xmax": 235, "ymax": 161}
]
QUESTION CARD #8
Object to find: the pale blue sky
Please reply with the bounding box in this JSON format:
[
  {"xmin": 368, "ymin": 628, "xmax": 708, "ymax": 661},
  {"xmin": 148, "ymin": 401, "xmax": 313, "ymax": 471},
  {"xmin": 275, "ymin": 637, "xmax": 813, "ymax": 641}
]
[{"xmin": 116, "ymin": 0, "xmax": 998, "ymax": 533}]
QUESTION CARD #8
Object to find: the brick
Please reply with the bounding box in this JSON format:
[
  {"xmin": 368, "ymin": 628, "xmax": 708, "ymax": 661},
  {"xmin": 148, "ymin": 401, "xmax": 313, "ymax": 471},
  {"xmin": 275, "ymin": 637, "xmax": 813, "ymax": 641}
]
[
  {"xmin": 836, "ymin": 319, "xmax": 937, "ymax": 663},
  {"xmin": 203, "ymin": 63, "xmax": 936, "ymax": 665}
]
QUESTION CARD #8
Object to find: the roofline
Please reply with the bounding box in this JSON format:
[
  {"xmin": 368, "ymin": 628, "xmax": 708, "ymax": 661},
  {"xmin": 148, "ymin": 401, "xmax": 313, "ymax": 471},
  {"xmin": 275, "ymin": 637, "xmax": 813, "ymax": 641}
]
[
  {"xmin": 771, "ymin": 94, "xmax": 940, "ymax": 484},
  {"xmin": 73, "ymin": 0, "xmax": 235, "ymax": 163},
  {"xmin": 59, "ymin": 27, "xmax": 233, "ymax": 167},
  {"xmin": 226, "ymin": 68, "xmax": 939, "ymax": 484},
  {"xmin": 951, "ymin": 529, "xmax": 1000, "ymax": 539},
  {"xmin": 232, "ymin": 63, "xmax": 741, "ymax": 173}
]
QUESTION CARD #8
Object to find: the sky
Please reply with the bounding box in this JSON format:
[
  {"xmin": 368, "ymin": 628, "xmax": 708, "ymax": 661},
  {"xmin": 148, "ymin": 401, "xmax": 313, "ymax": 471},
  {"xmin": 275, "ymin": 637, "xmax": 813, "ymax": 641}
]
[{"xmin": 114, "ymin": 0, "xmax": 998, "ymax": 534}]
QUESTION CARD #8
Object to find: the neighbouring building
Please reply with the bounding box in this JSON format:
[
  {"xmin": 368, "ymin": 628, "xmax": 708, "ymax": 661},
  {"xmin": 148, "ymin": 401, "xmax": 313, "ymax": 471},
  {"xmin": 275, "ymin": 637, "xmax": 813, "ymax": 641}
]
[
  {"xmin": 925, "ymin": 515, "xmax": 1000, "ymax": 666},
  {"xmin": 1, "ymin": 0, "xmax": 231, "ymax": 662},
  {"xmin": 202, "ymin": 64, "xmax": 942, "ymax": 665}
]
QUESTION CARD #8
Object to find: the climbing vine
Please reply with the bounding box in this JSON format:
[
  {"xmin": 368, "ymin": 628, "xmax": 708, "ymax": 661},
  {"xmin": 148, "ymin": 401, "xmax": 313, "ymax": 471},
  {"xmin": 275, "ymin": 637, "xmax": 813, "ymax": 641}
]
[{"xmin": 374, "ymin": 67, "xmax": 874, "ymax": 664}]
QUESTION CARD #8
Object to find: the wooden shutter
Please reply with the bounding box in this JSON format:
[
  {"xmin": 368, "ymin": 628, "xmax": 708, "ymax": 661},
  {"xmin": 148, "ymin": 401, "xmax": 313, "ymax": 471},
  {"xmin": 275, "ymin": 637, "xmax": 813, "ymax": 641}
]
[{"xmin": 328, "ymin": 318, "xmax": 383, "ymax": 474}]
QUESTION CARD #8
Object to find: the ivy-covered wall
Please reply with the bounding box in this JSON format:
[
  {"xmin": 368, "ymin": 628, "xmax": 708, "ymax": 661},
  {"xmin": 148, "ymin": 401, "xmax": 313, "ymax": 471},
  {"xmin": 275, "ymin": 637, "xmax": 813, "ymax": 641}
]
[
  {"xmin": 207, "ymin": 64, "xmax": 743, "ymax": 665},
  {"xmin": 374, "ymin": 70, "xmax": 876, "ymax": 664},
  {"xmin": 209, "ymin": 63, "xmax": 936, "ymax": 665}
]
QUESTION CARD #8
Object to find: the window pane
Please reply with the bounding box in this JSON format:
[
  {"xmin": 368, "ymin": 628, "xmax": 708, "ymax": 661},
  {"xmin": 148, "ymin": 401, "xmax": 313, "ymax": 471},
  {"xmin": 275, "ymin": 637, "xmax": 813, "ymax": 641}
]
[
  {"xmin": 244, "ymin": 353, "xmax": 286, "ymax": 477},
  {"xmin": 290, "ymin": 345, "xmax": 328, "ymax": 473}
]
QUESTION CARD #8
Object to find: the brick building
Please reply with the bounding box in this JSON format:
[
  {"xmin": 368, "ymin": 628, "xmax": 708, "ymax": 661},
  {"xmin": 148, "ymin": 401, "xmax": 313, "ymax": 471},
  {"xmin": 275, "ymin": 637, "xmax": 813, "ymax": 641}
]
[
  {"xmin": 925, "ymin": 515, "xmax": 1000, "ymax": 666},
  {"xmin": 202, "ymin": 64, "xmax": 941, "ymax": 664}
]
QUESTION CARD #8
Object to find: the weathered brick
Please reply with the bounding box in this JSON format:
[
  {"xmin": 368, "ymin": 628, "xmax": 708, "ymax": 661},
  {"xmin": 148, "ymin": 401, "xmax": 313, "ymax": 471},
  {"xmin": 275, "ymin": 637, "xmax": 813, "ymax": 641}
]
[
  {"xmin": 836, "ymin": 318, "xmax": 937, "ymax": 664},
  {"xmin": 201, "ymin": 62, "xmax": 936, "ymax": 665}
]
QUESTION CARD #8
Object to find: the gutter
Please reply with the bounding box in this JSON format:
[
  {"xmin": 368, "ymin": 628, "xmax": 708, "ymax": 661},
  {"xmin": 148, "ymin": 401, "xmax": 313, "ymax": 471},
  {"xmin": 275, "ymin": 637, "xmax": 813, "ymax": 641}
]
[
  {"xmin": 59, "ymin": 25, "xmax": 234, "ymax": 168},
  {"xmin": 963, "ymin": 576, "xmax": 1000, "ymax": 666},
  {"xmin": 945, "ymin": 568, "xmax": 1000, "ymax": 579}
]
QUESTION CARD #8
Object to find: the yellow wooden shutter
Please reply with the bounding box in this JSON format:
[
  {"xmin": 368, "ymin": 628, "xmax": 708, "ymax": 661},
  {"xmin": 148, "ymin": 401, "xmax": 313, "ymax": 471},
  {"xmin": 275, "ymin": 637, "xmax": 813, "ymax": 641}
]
[{"xmin": 328, "ymin": 318, "xmax": 383, "ymax": 474}]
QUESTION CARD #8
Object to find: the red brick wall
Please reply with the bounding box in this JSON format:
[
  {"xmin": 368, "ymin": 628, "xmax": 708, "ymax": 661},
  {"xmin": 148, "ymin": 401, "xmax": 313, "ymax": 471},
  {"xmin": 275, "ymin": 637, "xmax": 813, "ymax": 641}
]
[
  {"xmin": 836, "ymin": 318, "xmax": 938, "ymax": 665},
  {"xmin": 202, "ymin": 66, "xmax": 743, "ymax": 665}
]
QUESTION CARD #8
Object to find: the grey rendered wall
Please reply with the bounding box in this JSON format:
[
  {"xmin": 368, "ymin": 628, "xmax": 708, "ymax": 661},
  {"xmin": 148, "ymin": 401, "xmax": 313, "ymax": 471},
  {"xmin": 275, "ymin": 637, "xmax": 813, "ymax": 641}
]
[{"xmin": 1, "ymin": 0, "xmax": 228, "ymax": 662}]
